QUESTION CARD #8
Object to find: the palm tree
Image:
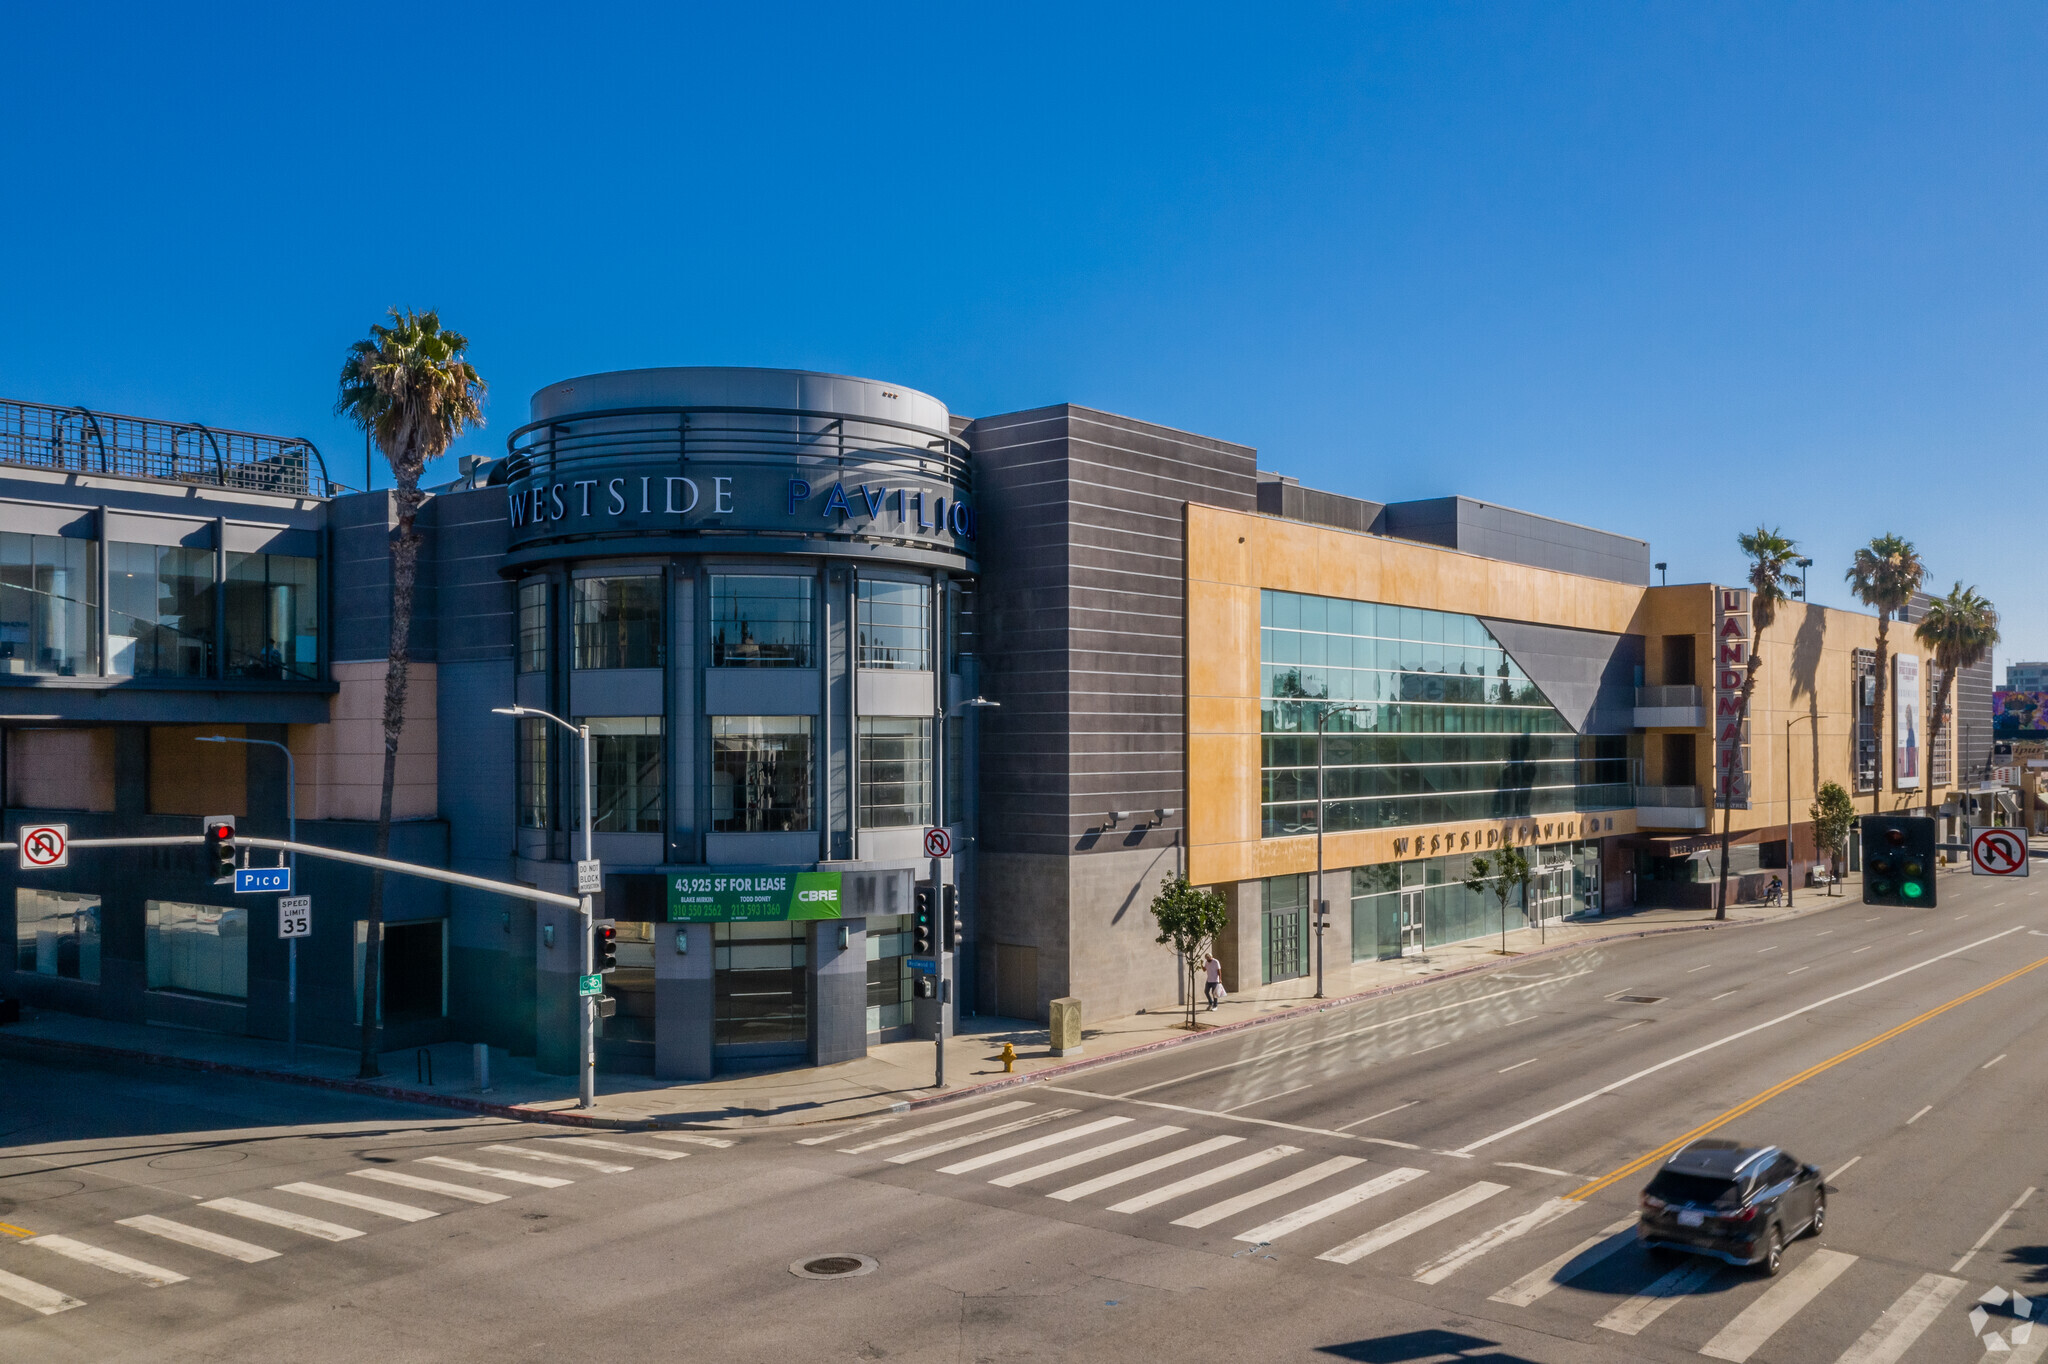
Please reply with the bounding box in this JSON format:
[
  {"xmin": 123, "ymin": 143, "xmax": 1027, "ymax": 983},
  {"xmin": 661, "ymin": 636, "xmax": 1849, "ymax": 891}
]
[
  {"xmin": 1914, "ymin": 583, "xmax": 2000, "ymax": 820},
  {"xmin": 1844, "ymin": 535, "xmax": 1925, "ymax": 811},
  {"xmin": 1716, "ymin": 527, "xmax": 1798, "ymax": 921},
  {"xmin": 335, "ymin": 310, "xmax": 486, "ymax": 1078}
]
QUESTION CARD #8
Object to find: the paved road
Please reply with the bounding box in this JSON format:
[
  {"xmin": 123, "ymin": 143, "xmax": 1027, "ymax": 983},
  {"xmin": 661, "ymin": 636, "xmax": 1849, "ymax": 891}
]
[{"xmin": 6, "ymin": 870, "xmax": 2048, "ymax": 1362}]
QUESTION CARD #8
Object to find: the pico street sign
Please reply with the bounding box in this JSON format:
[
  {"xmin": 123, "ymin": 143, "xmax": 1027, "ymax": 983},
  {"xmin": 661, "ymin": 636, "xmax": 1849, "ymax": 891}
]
[
  {"xmin": 576, "ymin": 859, "xmax": 602, "ymax": 894},
  {"xmin": 578, "ymin": 973, "xmax": 604, "ymax": 996},
  {"xmin": 278, "ymin": 896, "xmax": 311, "ymax": 938},
  {"xmin": 235, "ymin": 866, "xmax": 293, "ymax": 894},
  {"xmin": 18, "ymin": 823, "xmax": 67, "ymax": 870},
  {"xmin": 923, "ymin": 827, "xmax": 953, "ymax": 859},
  {"xmin": 1971, "ymin": 827, "xmax": 2030, "ymax": 877}
]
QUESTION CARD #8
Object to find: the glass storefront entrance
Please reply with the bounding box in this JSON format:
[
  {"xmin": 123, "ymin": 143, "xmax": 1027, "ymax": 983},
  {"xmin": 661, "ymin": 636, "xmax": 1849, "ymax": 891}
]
[
  {"xmin": 713, "ymin": 921, "xmax": 807, "ymax": 1058},
  {"xmin": 1351, "ymin": 841, "xmax": 1602, "ymax": 959}
]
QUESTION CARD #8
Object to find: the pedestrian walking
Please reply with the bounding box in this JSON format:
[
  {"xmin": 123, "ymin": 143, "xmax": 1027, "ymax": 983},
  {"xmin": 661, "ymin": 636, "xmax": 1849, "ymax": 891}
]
[{"xmin": 1204, "ymin": 954, "xmax": 1224, "ymax": 1011}]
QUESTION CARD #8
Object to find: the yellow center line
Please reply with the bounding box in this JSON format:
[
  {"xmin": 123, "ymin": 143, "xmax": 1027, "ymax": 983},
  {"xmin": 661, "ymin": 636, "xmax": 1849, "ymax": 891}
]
[
  {"xmin": 0, "ymin": 1222, "xmax": 34, "ymax": 1238},
  {"xmin": 1568, "ymin": 953, "xmax": 2048, "ymax": 1202}
]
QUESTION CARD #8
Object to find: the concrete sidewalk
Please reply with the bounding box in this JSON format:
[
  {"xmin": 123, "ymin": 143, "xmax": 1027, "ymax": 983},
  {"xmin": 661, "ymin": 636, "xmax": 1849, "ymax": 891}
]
[{"xmin": 0, "ymin": 886, "xmax": 1856, "ymax": 1131}]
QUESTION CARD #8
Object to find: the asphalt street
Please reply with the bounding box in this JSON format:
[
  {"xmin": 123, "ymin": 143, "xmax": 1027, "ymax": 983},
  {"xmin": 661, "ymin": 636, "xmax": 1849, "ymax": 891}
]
[{"xmin": 7, "ymin": 868, "xmax": 2048, "ymax": 1363}]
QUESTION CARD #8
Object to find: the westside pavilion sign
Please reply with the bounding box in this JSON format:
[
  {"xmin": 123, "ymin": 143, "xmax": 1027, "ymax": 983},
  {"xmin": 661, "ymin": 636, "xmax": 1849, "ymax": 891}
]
[{"xmin": 1390, "ymin": 814, "xmax": 1619, "ymax": 859}]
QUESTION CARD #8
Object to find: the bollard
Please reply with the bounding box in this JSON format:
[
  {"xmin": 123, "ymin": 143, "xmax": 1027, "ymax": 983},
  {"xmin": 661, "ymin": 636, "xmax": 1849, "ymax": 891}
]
[
  {"xmin": 416, "ymin": 1048, "xmax": 433, "ymax": 1086},
  {"xmin": 1000, "ymin": 1041, "xmax": 1016, "ymax": 1074},
  {"xmin": 473, "ymin": 1042, "xmax": 491, "ymax": 1094}
]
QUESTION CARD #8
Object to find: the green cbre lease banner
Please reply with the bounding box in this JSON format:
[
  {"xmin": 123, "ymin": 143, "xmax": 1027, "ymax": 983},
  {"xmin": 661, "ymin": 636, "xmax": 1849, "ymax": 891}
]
[{"xmin": 667, "ymin": 868, "xmax": 843, "ymax": 922}]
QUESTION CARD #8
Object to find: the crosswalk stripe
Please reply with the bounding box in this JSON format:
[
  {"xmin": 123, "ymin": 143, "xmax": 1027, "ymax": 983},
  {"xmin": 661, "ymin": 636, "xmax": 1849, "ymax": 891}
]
[
  {"xmin": 886, "ymin": 1110, "xmax": 1075, "ymax": 1165},
  {"xmin": 1172, "ymin": 1155, "xmax": 1364, "ymax": 1229},
  {"xmin": 1049, "ymin": 1135, "xmax": 1244, "ymax": 1202},
  {"xmin": 482, "ymin": 1143, "xmax": 631, "ymax": 1173},
  {"xmin": 0, "ymin": 1266, "xmax": 84, "ymax": 1314},
  {"xmin": 1241, "ymin": 1167, "xmax": 1426, "ymax": 1244},
  {"xmin": 117, "ymin": 1215, "xmax": 279, "ymax": 1263},
  {"xmin": 1597, "ymin": 1260, "xmax": 1719, "ymax": 1335},
  {"xmin": 352, "ymin": 1169, "xmax": 508, "ymax": 1203},
  {"xmin": 1489, "ymin": 1216, "xmax": 1639, "ymax": 1307},
  {"xmin": 991, "ymin": 1126, "xmax": 1184, "ymax": 1189},
  {"xmin": 1318, "ymin": 1180, "xmax": 1508, "ymax": 1264},
  {"xmin": 548, "ymin": 1136, "xmax": 690, "ymax": 1161},
  {"xmin": 26, "ymin": 1234, "xmax": 188, "ymax": 1285},
  {"xmin": 937, "ymin": 1117, "xmax": 1132, "ymax": 1176},
  {"xmin": 646, "ymin": 1133, "xmax": 735, "ymax": 1149},
  {"xmin": 799, "ymin": 1119, "xmax": 894, "ymax": 1145},
  {"xmin": 419, "ymin": 1156, "xmax": 571, "ymax": 1188},
  {"xmin": 1701, "ymin": 1248, "xmax": 1858, "ymax": 1362},
  {"xmin": 843, "ymin": 1102, "xmax": 1034, "ymax": 1154},
  {"xmin": 276, "ymin": 1182, "xmax": 437, "ymax": 1222},
  {"xmin": 1832, "ymin": 1272, "xmax": 1966, "ymax": 1364},
  {"xmin": 201, "ymin": 1198, "xmax": 363, "ymax": 1243},
  {"xmin": 1414, "ymin": 1196, "xmax": 1579, "ymax": 1285},
  {"xmin": 1109, "ymin": 1145, "xmax": 1300, "ymax": 1215}
]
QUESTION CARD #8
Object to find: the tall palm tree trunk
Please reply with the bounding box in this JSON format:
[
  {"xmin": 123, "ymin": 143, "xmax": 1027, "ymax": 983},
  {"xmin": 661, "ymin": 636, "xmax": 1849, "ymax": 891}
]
[{"xmin": 357, "ymin": 485, "xmax": 423, "ymax": 1079}]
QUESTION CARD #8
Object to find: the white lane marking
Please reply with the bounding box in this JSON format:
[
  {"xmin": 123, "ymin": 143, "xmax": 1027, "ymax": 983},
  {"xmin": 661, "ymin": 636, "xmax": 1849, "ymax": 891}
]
[
  {"xmin": 1496, "ymin": 1161, "xmax": 1575, "ymax": 1178},
  {"xmin": 1700, "ymin": 1248, "xmax": 1858, "ymax": 1362},
  {"xmin": 1336, "ymin": 1102, "xmax": 1417, "ymax": 1132},
  {"xmin": 798, "ymin": 1119, "xmax": 893, "ymax": 1145},
  {"xmin": 27, "ymin": 1234, "xmax": 187, "ymax": 1285},
  {"xmin": 1454, "ymin": 927, "xmax": 2027, "ymax": 1155},
  {"xmin": 1414, "ymin": 1196, "xmax": 1578, "ymax": 1285},
  {"xmin": 1788, "ymin": 966, "xmax": 1810, "ymax": 976},
  {"xmin": 352, "ymin": 1169, "xmax": 507, "ymax": 1204},
  {"xmin": 1319, "ymin": 1181, "xmax": 1508, "ymax": 1264},
  {"xmin": 0, "ymin": 1267, "xmax": 84, "ymax": 1314},
  {"xmin": 1111, "ymin": 969, "xmax": 1597, "ymax": 1097},
  {"xmin": 840, "ymin": 1101, "xmax": 1033, "ymax": 1153},
  {"xmin": 1833, "ymin": 1272, "xmax": 1966, "ymax": 1364},
  {"xmin": 886, "ymin": 1110, "xmax": 1074, "ymax": 1165},
  {"xmin": 1170, "ymin": 1155, "xmax": 1362, "ymax": 1228},
  {"xmin": 1597, "ymin": 1259, "xmax": 1719, "ymax": 1334},
  {"xmin": 1712, "ymin": 991, "xmax": 1739, "ymax": 1001},
  {"xmin": 1817, "ymin": 930, "xmax": 1834, "ymax": 937},
  {"xmin": 1952, "ymin": 1186, "xmax": 2035, "ymax": 1273},
  {"xmin": 549, "ymin": 1136, "xmax": 690, "ymax": 1160},
  {"xmin": 200, "ymin": 1198, "xmax": 362, "ymax": 1242},
  {"xmin": 1615, "ymin": 1021, "xmax": 1646, "ymax": 1033},
  {"xmin": 1222, "ymin": 1083, "xmax": 1315, "ymax": 1112},
  {"xmin": 646, "ymin": 1133, "xmax": 734, "ymax": 1148},
  {"xmin": 1906, "ymin": 1105, "xmax": 1932, "ymax": 1125},
  {"xmin": 1498, "ymin": 1058, "xmax": 1539, "ymax": 1074},
  {"xmin": 1852, "ymin": 946, "xmax": 1874, "ymax": 954},
  {"xmin": 1048, "ymin": 1135, "xmax": 1242, "ymax": 1202},
  {"xmin": 1906, "ymin": 930, "xmax": 1925, "ymax": 937},
  {"xmin": 1108, "ymin": 1145, "xmax": 1300, "ymax": 1214},
  {"xmin": 1041, "ymin": 1085, "xmax": 1378, "ymax": 1143},
  {"xmin": 1984, "ymin": 1054, "xmax": 2008, "ymax": 1070},
  {"xmin": 481, "ymin": 1143, "xmax": 630, "ymax": 1173},
  {"xmin": 1688, "ymin": 964, "xmax": 1715, "ymax": 972},
  {"xmin": 117, "ymin": 1214, "xmax": 278, "ymax": 1263},
  {"xmin": 1410, "ymin": 1041, "xmax": 1451, "ymax": 1056},
  {"xmin": 937, "ymin": 1116, "xmax": 1132, "ymax": 1175},
  {"xmin": 1827, "ymin": 1156, "xmax": 1861, "ymax": 1183},
  {"xmin": 417, "ymin": 1156, "xmax": 571, "ymax": 1188},
  {"xmin": 989, "ymin": 1125, "xmax": 1182, "ymax": 1188},
  {"xmin": 1236, "ymin": 1167, "xmax": 1426, "ymax": 1243},
  {"xmin": 276, "ymin": 1181, "xmax": 436, "ymax": 1222},
  {"xmin": 1757, "ymin": 946, "xmax": 1779, "ymax": 953},
  {"xmin": 1490, "ymin": 1217, "xmax": 1639, "ymax": 1306}
]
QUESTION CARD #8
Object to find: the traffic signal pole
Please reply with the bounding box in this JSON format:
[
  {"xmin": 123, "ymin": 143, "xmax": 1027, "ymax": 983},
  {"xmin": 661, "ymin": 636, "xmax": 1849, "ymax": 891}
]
[{"xmin": 932, "ymin": 850, "xmax": 946, "ymax": 1089}]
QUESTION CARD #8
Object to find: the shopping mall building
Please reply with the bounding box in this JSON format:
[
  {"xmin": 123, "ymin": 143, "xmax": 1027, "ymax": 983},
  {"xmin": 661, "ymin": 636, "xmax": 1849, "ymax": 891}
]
[{"xmin": 0, "ymin": 369, "xmax": 1991, "ymax": 1077}]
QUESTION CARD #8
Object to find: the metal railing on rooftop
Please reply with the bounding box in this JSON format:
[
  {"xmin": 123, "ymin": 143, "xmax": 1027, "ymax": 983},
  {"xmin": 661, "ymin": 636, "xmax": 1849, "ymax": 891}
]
[{"xmin": 0, "ymin": 397, "xmax": 340, "ymax": 499}]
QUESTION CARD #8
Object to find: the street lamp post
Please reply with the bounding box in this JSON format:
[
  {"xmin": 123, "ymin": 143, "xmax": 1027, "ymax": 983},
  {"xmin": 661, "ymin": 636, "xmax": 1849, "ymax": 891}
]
[
  {"xmin": 197, "ymin": 736, "xmax": 296, "ymax": 1060},
  {"xmin": 492, "ymin": 705, "xmax": 595, "ymax": 1109},
  {"xmin": 1785, "ymin": 713, "xmax": 1828, "ymax": 908},
  {"xmin": 1313, "ymin": 701, "xmax": 1369, "ymax": 999}
]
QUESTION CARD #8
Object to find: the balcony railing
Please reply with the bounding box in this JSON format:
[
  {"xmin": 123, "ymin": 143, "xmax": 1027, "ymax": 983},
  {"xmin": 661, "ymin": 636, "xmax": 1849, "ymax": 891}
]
[
  {"xmin": 1634, "ymin": 784, "xmax": 1703, "ymax": 808},
  {"xmin": 0, "ymin": 397, "xmax": 340, "ymax": 499},
  {"xmin": 1636, "ymin": 686, "xmax": 1701, "ymax": 708}
]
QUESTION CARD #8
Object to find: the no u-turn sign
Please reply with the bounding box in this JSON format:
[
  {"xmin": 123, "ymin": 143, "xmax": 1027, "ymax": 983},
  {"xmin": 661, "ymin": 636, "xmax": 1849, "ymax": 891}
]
[{"xmin": 1971, "ymin": 828, "xmax": 2030, "ymax": 877}]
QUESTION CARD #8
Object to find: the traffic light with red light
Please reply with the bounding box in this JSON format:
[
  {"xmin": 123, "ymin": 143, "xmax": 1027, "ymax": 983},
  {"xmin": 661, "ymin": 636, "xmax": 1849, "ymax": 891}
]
[
  {"xmin": 592, "ymin": 920, "xmax": 618, "ymax": 972},
  {"xmin": 204, "ymin": 816, "xmax": 236, "ymax": 882},
  {"xmin": 1862, "ymin": 815, "xmax": 1937, "ymax": 907}
]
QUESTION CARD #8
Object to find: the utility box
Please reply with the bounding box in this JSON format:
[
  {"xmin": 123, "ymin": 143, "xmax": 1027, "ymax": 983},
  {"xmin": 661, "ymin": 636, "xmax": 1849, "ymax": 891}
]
[{"xmin": 1048, "ymin": 997, "xmax": 1082, "ymax": 1056}]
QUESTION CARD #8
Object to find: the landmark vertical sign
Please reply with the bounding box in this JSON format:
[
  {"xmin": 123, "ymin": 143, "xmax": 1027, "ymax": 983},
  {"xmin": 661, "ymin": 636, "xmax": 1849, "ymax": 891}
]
[{"xmin": 1714, "ymin": 587, "xmax": 1752, "ymax": 809}]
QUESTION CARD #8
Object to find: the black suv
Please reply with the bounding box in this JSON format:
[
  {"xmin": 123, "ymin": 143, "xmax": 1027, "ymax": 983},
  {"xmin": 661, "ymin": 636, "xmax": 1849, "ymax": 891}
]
[{"xmin": 1637, "ymin": 1139, "xmax": 1825, "ymax": 1275}]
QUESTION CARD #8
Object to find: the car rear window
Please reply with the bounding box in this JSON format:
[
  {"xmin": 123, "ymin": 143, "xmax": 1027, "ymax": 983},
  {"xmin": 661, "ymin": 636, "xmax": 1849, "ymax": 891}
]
[{"xmin": 1646, "ymin": 1170, "xmax": 1741, "ymax": 1206}]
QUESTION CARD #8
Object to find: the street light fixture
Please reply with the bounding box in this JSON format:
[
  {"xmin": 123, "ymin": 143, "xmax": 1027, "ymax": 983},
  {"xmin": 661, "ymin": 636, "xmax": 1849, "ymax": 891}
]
[
  {"xmin": 491, "ymin": 704, "xmax": 597, "ymax": 1109},
  {"xmin": 1785, "ymin": 713, "xmax": 1829, "ymax": 906},
  {"xmin": 1313, "ymin": 700, "xmax": 1371, "ymax": 999},
  {"xmin": 1792, "ymin": 558, "xmax": 1814, "ymax": 603},
  {"xmin": 197, "ymin": 735, "xmax": 299, "ymax": 1061}
]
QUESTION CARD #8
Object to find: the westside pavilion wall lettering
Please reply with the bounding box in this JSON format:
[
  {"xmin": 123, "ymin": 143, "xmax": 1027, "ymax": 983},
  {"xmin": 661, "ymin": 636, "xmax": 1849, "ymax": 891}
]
[
  {"xmin": 1390, "ymin": 815, "xmax": 1616, "ymax": 858},
  {"xmin": 504, "ymin": 468, "xmax": 976, "ymax": 547}
]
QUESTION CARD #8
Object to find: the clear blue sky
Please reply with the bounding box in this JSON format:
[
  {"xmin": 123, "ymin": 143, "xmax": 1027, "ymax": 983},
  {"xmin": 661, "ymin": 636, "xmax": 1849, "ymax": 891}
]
[{"xmin": 4, "ymin": 4, "xmax": 2043, "ymax": 670}]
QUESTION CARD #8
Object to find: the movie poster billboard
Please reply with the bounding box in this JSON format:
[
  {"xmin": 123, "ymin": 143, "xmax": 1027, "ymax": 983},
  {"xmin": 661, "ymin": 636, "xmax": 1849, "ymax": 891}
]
[
  {"xmin": 1893, "ymin": 654, "xmax": 1920, "ymax": 790},
  {"xmin": 1994, "ymin": 690, "xmax": 2048, "ymax": 740}
]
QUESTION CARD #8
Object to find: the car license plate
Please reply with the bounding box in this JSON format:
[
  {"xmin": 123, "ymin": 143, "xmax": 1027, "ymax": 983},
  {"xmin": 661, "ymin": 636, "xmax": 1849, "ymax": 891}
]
[{"xmin": 1677, "ymin": 1210, "xmax": 1706, "ymax": 1227}]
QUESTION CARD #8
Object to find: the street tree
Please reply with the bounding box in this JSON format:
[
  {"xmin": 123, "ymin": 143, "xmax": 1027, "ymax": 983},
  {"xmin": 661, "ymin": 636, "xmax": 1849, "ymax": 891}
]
[
  {"xmin": 1716, "ymin": 527, "xmax": 1799, "ymax": 920},
  {"xmin": 1149, "ymin": 874, "xmax": 1229, "ymax": 1028},
  {"xmin": 1915, "ymin": 582, "xmax": 2001, "ymax": 820},
  {"xmin": 335, "ymin": 310, "xmax": 486, "ymax": 1078},
  {"xmin": 1462, "ymin": 845, "xmax": 1532, "ymax": 955},
  {"xmin": 1844, "ymin": 534, "xmax": 1925, "ymax": 813},
  {"xmin": 1808, "ymin": 781, "xmax": 1855, "ymax": 878}
]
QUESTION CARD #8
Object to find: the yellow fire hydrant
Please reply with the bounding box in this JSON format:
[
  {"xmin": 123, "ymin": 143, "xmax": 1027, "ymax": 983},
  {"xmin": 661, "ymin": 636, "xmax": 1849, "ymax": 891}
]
[{"xmin": 999, "ymin": 1042, "xmax": 1017, "ymax": 1074}]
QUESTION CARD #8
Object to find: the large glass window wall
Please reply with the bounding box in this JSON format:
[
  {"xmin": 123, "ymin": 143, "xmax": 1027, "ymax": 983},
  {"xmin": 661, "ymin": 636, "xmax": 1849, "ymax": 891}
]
[
  {"xmin": 224, "ymin": 552, "xmax": 318, "ymax": 680},
  {"xmin": 578, "ymin": 717, "xmax": 663, "ymax": 834},
  {"xmin": 517, "ymin": 716, "xmax": 551, "ymax": 830},
  {"xmin": 859, "ymin": 717, "xmax": 932, "ymax": 828},
  {"xmin": 711, "ymin": 575, "xmax": 813, "ymax": 668},
  {"xmin": 1260, "ymin": 590, "xmax": 1630, "ymax": 836},
  {"xmin": 573, "ymin": 575, "xmax": 663, "ymax": 670},
  {"xmin": 0, "ymin": 533, "xmax": 97, "ymax": 676},
  {"xmin": 857, "ymin": 579, "xmax": 929, "ymax": 670},
  {"xmin": 711, "ymin": 716, "xmax": 813, "ymax": 832},
  {"xmin": 109, "ymin": 543, "xmax": 214, "ymax": 678},
  {"xmin": 865, "ymin": 912, "xmax": 915, "ymax": 1033},
  {"xmin": 1349, "ymin": 842, "xmax": 1600, "ymax": 959},
  {"xmin": 146, "ymin": 899, "xmax": 247, "ymax": 999},
  {"xmin": 517, "ymin": 580, "xmax": 548, "ymax": 674},
  {"xmin": 16, "ymin": 888, "xmax": 100, "ymax": 983}
]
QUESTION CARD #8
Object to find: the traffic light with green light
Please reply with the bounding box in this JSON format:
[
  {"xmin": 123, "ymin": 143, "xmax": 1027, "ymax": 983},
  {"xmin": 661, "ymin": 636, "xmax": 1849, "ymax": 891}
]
[{"xmin": 1862, "ymin": 815, "xmax": 1937, "ymax": 908}]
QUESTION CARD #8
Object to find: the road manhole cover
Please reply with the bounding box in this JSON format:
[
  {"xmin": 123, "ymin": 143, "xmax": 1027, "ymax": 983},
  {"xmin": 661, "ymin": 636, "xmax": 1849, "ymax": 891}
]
[
  {"xmin": 1615, "ymin": 995, "xmax": 1663, "ymax": 1004},
  {"xmin": 790, "ymin": 1254, "xmax": 878, "ymax": 1280}
]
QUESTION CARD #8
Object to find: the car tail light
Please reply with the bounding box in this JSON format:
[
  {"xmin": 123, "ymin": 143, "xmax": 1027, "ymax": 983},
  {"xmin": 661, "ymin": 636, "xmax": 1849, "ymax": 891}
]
[
  {"xmin": 1640, "ymin": 1195, "xmax": 1666, "ymax": 1211},
  {"xmin": 1716, "ymin": 1206, "xmax": 1758, "ymax": 1223}
]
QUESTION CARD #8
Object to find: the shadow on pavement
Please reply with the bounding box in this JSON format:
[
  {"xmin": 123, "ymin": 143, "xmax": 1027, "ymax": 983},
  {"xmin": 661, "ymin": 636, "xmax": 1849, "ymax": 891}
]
[{"xmin": 1317, "ymin": 1328, "xmax": 1545, "ymax": 1362}]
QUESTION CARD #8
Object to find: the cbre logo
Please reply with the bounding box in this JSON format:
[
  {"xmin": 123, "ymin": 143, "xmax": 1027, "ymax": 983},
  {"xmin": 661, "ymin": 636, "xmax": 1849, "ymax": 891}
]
[{"xmin": 797, "ymin": 887, "xmax": 838, "ymax": 903}]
